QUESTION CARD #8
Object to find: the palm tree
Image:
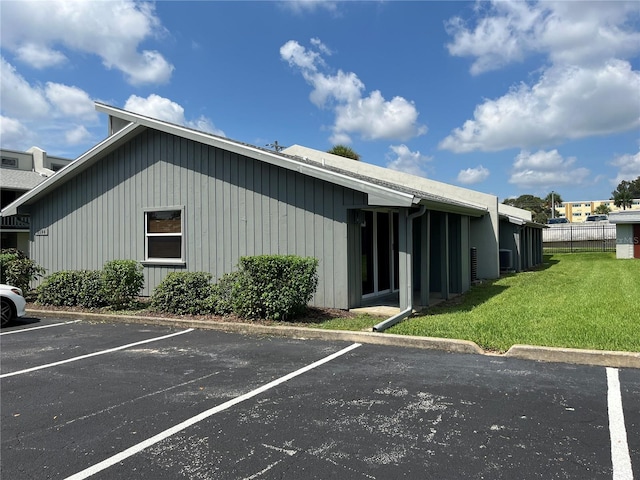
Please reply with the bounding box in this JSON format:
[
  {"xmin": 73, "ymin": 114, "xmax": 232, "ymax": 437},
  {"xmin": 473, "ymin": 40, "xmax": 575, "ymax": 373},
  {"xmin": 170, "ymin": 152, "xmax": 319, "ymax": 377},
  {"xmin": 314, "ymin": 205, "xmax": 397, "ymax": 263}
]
[
  {"xmin": 611, "ymin": 184, "xmax": 633, "ymax": 210},
  {"xmin": 594, "ymin": 204, "xmax": 611, "ymax": 215},
  {"xmin": 327, "ymin": 145, "xmax": 360, "ymax": 161},
  {"xmin": 543, "ymin": 191, "xmax": 563, "ymax": 219}
]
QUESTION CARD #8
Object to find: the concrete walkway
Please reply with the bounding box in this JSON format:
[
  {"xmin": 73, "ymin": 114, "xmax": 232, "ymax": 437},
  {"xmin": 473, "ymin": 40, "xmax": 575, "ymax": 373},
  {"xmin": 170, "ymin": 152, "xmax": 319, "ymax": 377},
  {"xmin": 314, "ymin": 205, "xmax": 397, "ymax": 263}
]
[{"xmin": 24, "ymin": 308, "xmax": 640, "ymax": 370}]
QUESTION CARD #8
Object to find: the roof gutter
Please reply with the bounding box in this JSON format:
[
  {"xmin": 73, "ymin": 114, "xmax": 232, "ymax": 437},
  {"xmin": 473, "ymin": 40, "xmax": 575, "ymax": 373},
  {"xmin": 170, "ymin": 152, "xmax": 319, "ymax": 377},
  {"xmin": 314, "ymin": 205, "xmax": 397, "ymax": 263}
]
[{"xmin": 372, "ymin": 205, "xmax": 428, "ymax": 332}]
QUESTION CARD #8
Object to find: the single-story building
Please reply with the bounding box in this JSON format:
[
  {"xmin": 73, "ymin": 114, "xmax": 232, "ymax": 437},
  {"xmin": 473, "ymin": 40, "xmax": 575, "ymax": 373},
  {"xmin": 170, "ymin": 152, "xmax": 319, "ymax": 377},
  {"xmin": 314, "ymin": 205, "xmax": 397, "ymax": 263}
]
[
  {"xmin": 609, "ymin": 211, "xmax": 640, "ymax": 259},
  {"xmin": 497, "ymin": 203, "xmax": 545, "ymax": 272},
  {"xmin": 1, "ymin": 103, "xmax": 543, "ymax": 314}
]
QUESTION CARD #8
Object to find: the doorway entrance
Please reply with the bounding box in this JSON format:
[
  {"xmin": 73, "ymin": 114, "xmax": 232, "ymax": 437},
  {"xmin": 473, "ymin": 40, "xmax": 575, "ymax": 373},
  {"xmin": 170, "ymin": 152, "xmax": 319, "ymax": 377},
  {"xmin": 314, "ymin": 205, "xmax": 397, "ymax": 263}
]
[{"xmin": 361, "ymin": 210, "xmax": 399, "ymax": 298}]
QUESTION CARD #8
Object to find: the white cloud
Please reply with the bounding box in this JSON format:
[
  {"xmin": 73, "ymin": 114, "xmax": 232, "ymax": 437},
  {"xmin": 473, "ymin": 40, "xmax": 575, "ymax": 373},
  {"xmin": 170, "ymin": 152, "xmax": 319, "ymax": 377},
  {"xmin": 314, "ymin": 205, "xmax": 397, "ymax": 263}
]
[
  {"xmin": 508, "ymin": 149, "xmax": 590, "ymax": 189},
  {"xmin": 124, "ymin": 94, "xmax": 225, "ymax": 136},
  {"xmin": 15, "ymin": 43, "xmax": 67, "ymax": 69},
  {"xmin": 439, "ymin": 61, "xmax": 640, "ymax": 152},
  {"xmin": 1, "ymin": 0, "xmax": 173, "ymax": 85},
  {"xmin": 45, "ymin": 83, "xmax": 95, "ymax": 120},
  {"xmin": 457, "ymin": 165, "xmax": 489, "ymax": 184},
  {"xmin": 65, "ymin": 125, "xmax": 92, "ymax": 145},
  {"xmin": 0, "ymin": 57, "xmax": 50, "ymax": 118},
  {"xmin": 385, "ymin": 144, "xmax": 432, "ymax": 177},
  {"xmin": 610, "ymin": 151, "xmax": 640, "ymax": 186},
  {"xmin": 0, "ymin": 115, "xmax": 34, "ymax": 149},
  {"xmin": 446, "ymin": 1, "xmax": 640, "ymax": 75},
  {"xmin": 281, "ymin": 39, "xmax": 427, "ymax": 144},
  {"xmin": 281, "ymin": 0, "xmax": 338, "ymax": 14}
]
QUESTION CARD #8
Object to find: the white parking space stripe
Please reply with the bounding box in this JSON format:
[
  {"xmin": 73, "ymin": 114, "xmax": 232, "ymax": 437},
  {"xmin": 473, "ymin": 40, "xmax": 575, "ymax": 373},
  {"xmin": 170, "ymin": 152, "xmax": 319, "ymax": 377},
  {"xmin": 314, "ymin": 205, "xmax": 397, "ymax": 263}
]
[
  {"xmin": 64, "ymin": 342, "xmax": 362, "ymax": 480},
  {"xmin": 607, "ymin": 367, "xmax": 634, "ymax": 480},
  {"xmin": 0, "ymin": 320, "xmax": 81, "ymax": 336},
  {"xmin": 0, "ymin": 329, "xmax": 194, "ymax": 379}
]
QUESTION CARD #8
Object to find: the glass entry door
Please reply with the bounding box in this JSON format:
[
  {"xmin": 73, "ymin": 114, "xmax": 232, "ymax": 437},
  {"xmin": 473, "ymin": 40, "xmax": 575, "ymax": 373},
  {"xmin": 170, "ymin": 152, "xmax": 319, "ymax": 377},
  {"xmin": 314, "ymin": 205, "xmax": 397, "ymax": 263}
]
[{"xmin": 362, "ymin": 210, "xmax": 398, "ymax": 297}]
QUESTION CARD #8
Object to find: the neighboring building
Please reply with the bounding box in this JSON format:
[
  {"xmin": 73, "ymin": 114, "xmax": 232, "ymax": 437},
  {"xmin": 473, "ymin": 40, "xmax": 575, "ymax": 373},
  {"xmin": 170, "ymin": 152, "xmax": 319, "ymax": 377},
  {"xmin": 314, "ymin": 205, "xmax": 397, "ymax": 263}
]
[
  {"xmin": 1, "ymin": 147, "xmax": 72, "ymax": 252},
  {"xmin": 609, "ymin": 211, "xmax": 640, "ymax": 259},
  {"xmin": 557, "ymin": 199, "xmax": 640, "ymax": 223},
  {"xmin": 1, "ymin": 103, "xmax": 543, "ymax": 312}
]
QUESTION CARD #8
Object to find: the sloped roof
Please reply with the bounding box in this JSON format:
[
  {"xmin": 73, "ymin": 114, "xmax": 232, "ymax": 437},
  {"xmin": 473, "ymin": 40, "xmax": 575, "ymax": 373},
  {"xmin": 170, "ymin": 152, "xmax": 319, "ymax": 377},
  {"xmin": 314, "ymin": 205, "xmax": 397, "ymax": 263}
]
[
  {"xmin": 0, "ymin": 169, "xmax": 49, "ymax": 191},
  {"xmin": 609, "ymin": 210, "xmax": 640, "ymax": 223},
  {"xmin": 3, "ymin": 103, "xmax": 490, "ymax": 217}
]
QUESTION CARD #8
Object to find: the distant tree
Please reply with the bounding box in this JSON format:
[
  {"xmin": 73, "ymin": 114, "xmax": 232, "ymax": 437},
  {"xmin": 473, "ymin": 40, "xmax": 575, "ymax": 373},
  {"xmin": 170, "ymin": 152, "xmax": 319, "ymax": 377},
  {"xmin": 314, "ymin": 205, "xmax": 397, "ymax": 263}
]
[
  {"xmin": 630, "ymin": 176, "xmax": 640, "ymax": 198},
  {"xmin": 543, "ymin": 191, "xmax": 563, "ymax": 219},
  {"xmin": 503, "ymin": 194, "xmax": 548, "ymax": 223},
  {"xmin": 614, "ymin": 177, "xmax": 640, "ymax": 199},
  {"xmin": 594, "ymin": 204, "xmax": 611, "ymax": 214},
  {"xmin": 327, "ymin": 145, "xmax": 360, "ymax": 161},
  {"xmin": 611, "ymin": 182, "xmax": 633, "ymax": 210}
]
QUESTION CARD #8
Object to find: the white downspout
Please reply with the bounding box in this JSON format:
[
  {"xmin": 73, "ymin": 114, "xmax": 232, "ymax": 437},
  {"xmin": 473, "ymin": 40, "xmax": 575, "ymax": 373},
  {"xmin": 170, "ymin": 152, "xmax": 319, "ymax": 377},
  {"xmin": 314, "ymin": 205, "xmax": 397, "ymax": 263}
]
[{"xmin": 373, "ymin": 205, "xmax": 428, "ymax": 332}]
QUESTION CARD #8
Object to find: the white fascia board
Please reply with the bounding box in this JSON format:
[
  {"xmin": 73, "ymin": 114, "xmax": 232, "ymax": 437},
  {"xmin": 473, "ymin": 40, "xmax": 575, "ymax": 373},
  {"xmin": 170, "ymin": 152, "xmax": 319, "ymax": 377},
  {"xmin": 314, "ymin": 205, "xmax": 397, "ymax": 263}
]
[
  {"xmin": 1, "ymin": 122, "xmax": 142, "ymax": 217},
  {"xmin": 96, "ymin": 103, "xmax": 417, "ymax": 208}
]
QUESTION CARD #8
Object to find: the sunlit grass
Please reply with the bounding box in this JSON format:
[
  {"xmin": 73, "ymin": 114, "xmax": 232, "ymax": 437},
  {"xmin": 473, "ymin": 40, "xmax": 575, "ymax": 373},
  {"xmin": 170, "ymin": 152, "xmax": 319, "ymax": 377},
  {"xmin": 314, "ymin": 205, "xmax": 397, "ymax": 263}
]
[{"xmin": 384, "ymin": 253, "xmax": 640, "ymax": 352}]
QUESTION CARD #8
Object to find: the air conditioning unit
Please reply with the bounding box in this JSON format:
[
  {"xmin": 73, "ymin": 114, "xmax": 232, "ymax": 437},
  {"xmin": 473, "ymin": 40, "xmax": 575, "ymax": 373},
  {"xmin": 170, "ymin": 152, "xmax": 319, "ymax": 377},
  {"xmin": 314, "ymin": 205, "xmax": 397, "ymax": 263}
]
[{"xmin": 499, "ymin": 249, "xmax": 513, "ymax": 271}]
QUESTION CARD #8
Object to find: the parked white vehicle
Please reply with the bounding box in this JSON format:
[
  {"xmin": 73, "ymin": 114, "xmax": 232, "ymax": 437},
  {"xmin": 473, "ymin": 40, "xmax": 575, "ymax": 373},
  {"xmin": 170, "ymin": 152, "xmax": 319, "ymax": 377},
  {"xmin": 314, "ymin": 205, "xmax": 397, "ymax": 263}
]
[
  {"xmin": 584, "ymin": 214, "xmax": 609, "ymax": 223},
  {"xmin": 1, "ymin": 284, "xmax": 26, "ymax": 327}
]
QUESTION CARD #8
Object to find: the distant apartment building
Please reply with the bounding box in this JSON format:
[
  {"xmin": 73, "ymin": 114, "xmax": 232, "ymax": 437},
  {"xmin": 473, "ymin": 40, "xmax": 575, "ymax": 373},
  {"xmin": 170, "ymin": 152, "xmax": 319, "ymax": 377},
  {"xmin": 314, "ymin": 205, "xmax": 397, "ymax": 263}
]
[
  {"xmin": 557, "ymin": 199, "xmax": 640, "ymax": 223},
  {"xmin": 1, "ymin": 147, "xmax": 72, "ymax": 252}
]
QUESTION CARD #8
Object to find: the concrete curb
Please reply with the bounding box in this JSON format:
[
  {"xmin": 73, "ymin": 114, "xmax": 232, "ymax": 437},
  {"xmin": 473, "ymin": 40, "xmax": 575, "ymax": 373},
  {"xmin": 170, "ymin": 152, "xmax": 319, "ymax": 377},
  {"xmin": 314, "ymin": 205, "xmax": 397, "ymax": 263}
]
[
  {"xmin": 505, "ymin": 344, "xmax": 640, "ymax": 369},
  {"xmin": 26, "ymin": 309, "xmax": 639, "ymax": 369}
]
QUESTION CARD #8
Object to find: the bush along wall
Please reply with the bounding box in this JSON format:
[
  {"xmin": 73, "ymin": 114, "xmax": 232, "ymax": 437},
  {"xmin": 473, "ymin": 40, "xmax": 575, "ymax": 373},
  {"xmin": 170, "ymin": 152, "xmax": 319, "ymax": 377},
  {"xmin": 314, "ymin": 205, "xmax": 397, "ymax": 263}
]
[
  {"xmin": 231, "ymin": 255, "xmax": 319, "ymax": 320},
  {"xmin": 150, "ymin": 272, "xmax": 213, "ymax": 315},
  {"xmin": 149, "ymin": 255, "xmax": 319, "ymax": 320},
  {"xmin": 36, "ymin": 260, "xmax": 144, "ymax": 309},
  {"xmin": 0, "ymin": 248, "xmax": 45, "ymax": 293}
]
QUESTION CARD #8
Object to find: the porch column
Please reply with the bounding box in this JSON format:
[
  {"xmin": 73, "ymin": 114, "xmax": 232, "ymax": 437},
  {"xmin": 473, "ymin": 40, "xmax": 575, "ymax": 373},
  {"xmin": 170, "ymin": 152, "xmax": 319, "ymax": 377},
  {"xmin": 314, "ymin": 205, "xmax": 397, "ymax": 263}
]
[
  {"xmin": 398, "ymin": 207, "xmax": 409, "ymax": 310},
  {"xmin": 420, "ymin": 210, "xmax": 430, "ymax": 307},
  {"xmin": 442, "ymin": 213, "xmax": 450, "ymax": 300}
]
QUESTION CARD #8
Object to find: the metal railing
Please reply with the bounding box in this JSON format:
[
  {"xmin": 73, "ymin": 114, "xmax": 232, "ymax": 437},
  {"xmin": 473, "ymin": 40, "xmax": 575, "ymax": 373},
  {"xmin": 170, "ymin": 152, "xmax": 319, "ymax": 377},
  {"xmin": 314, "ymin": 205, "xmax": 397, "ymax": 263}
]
[
  {"xmin": 543, "ymin": 224, "xmax": 616, "ymax": 253},
  {"xmin": 0, "ymin": 215, "xmax": 30, "ymax": 230}
]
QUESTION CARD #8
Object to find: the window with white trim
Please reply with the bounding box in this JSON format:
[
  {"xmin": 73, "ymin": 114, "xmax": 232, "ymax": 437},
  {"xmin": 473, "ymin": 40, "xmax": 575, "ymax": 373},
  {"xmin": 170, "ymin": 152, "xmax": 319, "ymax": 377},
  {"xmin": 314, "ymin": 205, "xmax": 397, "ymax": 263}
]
[{"xmin": 144, "ymin": 208, "xmax": 184, "ymax": 262}]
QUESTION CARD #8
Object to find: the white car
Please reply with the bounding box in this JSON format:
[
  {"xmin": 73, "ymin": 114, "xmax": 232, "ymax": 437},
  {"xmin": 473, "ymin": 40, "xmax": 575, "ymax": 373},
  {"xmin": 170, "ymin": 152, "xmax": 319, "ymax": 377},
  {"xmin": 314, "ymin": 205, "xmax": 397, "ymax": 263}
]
[{"xmin": 1, "ymin": 284, "xmax": 26, "ymax": 327}]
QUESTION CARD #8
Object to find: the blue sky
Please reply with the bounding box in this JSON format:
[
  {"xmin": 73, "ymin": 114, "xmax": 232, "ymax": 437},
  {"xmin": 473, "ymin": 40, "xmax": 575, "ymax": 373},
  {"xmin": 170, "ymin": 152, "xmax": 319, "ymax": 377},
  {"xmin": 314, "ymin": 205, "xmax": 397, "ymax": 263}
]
[{"xmin": 1, "ymin": 1, "xmax": 639, "ymax": 202}]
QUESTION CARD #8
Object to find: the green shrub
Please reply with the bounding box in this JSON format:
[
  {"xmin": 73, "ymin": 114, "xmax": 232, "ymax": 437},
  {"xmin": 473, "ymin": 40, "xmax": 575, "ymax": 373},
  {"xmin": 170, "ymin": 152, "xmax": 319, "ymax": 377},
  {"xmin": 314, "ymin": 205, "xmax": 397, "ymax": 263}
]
[
  {"xmin": 0, "ymin": 248, "xmax": 45, "ymax": 293},
  {"xmin": 206, "ymin": 271, "xmax": 241, "ymax": 315},
  {"xmin": 77, "ymin": 270, "xmax": 108, "ymax": 308},
  {"xmin": 101, "ymin": 260, "xmax": 144, "ymax": 308},
  {"xmin": 232, "ymin": 255, "xmax": 318, "ymax": 320},
  {"xmin": 150, "ymin": 272, "xmax": 213, "ymax": 315},
  {"xmin": 37, "ymin": 270, "xmax": 107, "ymax": 308}
]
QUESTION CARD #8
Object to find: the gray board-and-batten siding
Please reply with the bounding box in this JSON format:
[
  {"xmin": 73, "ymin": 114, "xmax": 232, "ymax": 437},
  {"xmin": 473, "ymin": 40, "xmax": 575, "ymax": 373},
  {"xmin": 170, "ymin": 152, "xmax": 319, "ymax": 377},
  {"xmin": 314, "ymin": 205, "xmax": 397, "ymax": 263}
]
[{"xmin": 27, "ymin": 128, "xmax": 367, "ymax": 309}]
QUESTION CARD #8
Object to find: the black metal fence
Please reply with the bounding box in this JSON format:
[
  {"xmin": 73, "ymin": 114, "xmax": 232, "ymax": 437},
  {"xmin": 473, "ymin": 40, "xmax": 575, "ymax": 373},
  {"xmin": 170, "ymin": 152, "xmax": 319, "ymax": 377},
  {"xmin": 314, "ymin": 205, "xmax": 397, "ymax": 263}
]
[{"xmin": 543, "ymin": 224, "xmax": 616, "ymax": 253}]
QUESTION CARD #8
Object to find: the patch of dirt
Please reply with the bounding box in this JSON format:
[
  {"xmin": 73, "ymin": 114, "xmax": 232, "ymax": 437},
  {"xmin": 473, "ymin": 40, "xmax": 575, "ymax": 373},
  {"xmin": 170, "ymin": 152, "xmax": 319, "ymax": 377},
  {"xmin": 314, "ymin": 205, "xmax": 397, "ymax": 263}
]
[{"xmin": 25, "ymin": 302, "xmax": 359, "ymax": 327}]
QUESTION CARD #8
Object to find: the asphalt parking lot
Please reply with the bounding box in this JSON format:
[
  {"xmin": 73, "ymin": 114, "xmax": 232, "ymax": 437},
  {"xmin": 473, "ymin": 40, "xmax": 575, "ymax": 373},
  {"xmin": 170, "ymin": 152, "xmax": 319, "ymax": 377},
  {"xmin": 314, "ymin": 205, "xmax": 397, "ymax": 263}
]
[{"xmin": 1, "ymin": 316, "xmax": 638, "ymax": 479}]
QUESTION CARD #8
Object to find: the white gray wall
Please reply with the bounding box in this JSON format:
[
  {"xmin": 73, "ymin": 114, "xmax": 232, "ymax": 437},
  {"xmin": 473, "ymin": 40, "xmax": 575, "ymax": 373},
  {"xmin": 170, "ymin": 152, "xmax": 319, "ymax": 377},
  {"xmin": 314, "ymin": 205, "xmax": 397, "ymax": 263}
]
[{"xmin": 27, "ymin": 129, "xmax": 367, "ymax": 309}]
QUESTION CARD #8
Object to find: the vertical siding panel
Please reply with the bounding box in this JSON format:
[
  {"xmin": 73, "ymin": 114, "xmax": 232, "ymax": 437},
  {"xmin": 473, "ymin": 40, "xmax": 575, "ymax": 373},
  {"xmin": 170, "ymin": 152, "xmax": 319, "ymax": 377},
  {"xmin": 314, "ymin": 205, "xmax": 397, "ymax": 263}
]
[
  {"xmin": 200, "ymin": 145, "xmax": 210, "ymax": 274},
  {"xmin": 313, "ymin": 178, "xmax": 325, "ymax": 305},
  {"xmin": 238, "ymin": 155, "xmax": 247, "ymax": 259},
  {"xmin": 304, "ymin": 176, "xmax": 315, "ymax": 258},
  {"xmin": 244, "ymin": 155, "xmax": 255, "ymax": 257},
  {"xmin": 192, "ymin": 143, "xmax": 202, "ymax": 272},
  {"xmin": 214, "ymin": 148, "xmax": 224, "ymax": 278},
  {"xmin": 222, "ymin": 150, "xmax": 232, "ymax": 271},
  {"xmin": 229, "ymin": 152, "xmax": 239, "ymax": 266}
]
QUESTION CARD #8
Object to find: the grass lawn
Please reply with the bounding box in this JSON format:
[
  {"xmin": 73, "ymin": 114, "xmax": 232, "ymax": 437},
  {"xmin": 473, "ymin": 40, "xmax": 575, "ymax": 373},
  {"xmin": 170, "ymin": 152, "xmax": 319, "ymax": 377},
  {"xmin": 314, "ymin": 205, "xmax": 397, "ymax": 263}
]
[{"xmin": 310, "ymin": 253, "xmax": 640, "ymax": 353}]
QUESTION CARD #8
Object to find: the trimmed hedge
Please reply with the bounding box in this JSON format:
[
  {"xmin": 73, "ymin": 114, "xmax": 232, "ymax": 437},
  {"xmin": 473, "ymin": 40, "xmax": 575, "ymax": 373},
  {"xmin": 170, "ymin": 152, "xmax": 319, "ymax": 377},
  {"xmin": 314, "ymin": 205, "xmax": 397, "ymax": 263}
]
[
  {"xmin": 232, "ymin": 255, "xmax": 319, "ymax": 320},
  {"xmin": 36, "ymin": 260, "xmax": 143, "ymax": 309},
  {"xmin": 206, "ymin": 271, "xmax": 240, "ymax": 316},
  {"xmin": 0, "ymin": 248, "xmax": 45, "ymax": 293},
  {"xmin": 37, "ymin": 270, "xmax": 107, "ymax": 308},
  {"xmin": 150, "ymin": 272, "xmax": 213, "ymax": 315},
  {"xmin": 101, "ymin": 260, "xmax": 144, "ymax": 308},
  {"xmin": 149, "ymin": 255, "xmax": 319, "ymax": 320}
]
